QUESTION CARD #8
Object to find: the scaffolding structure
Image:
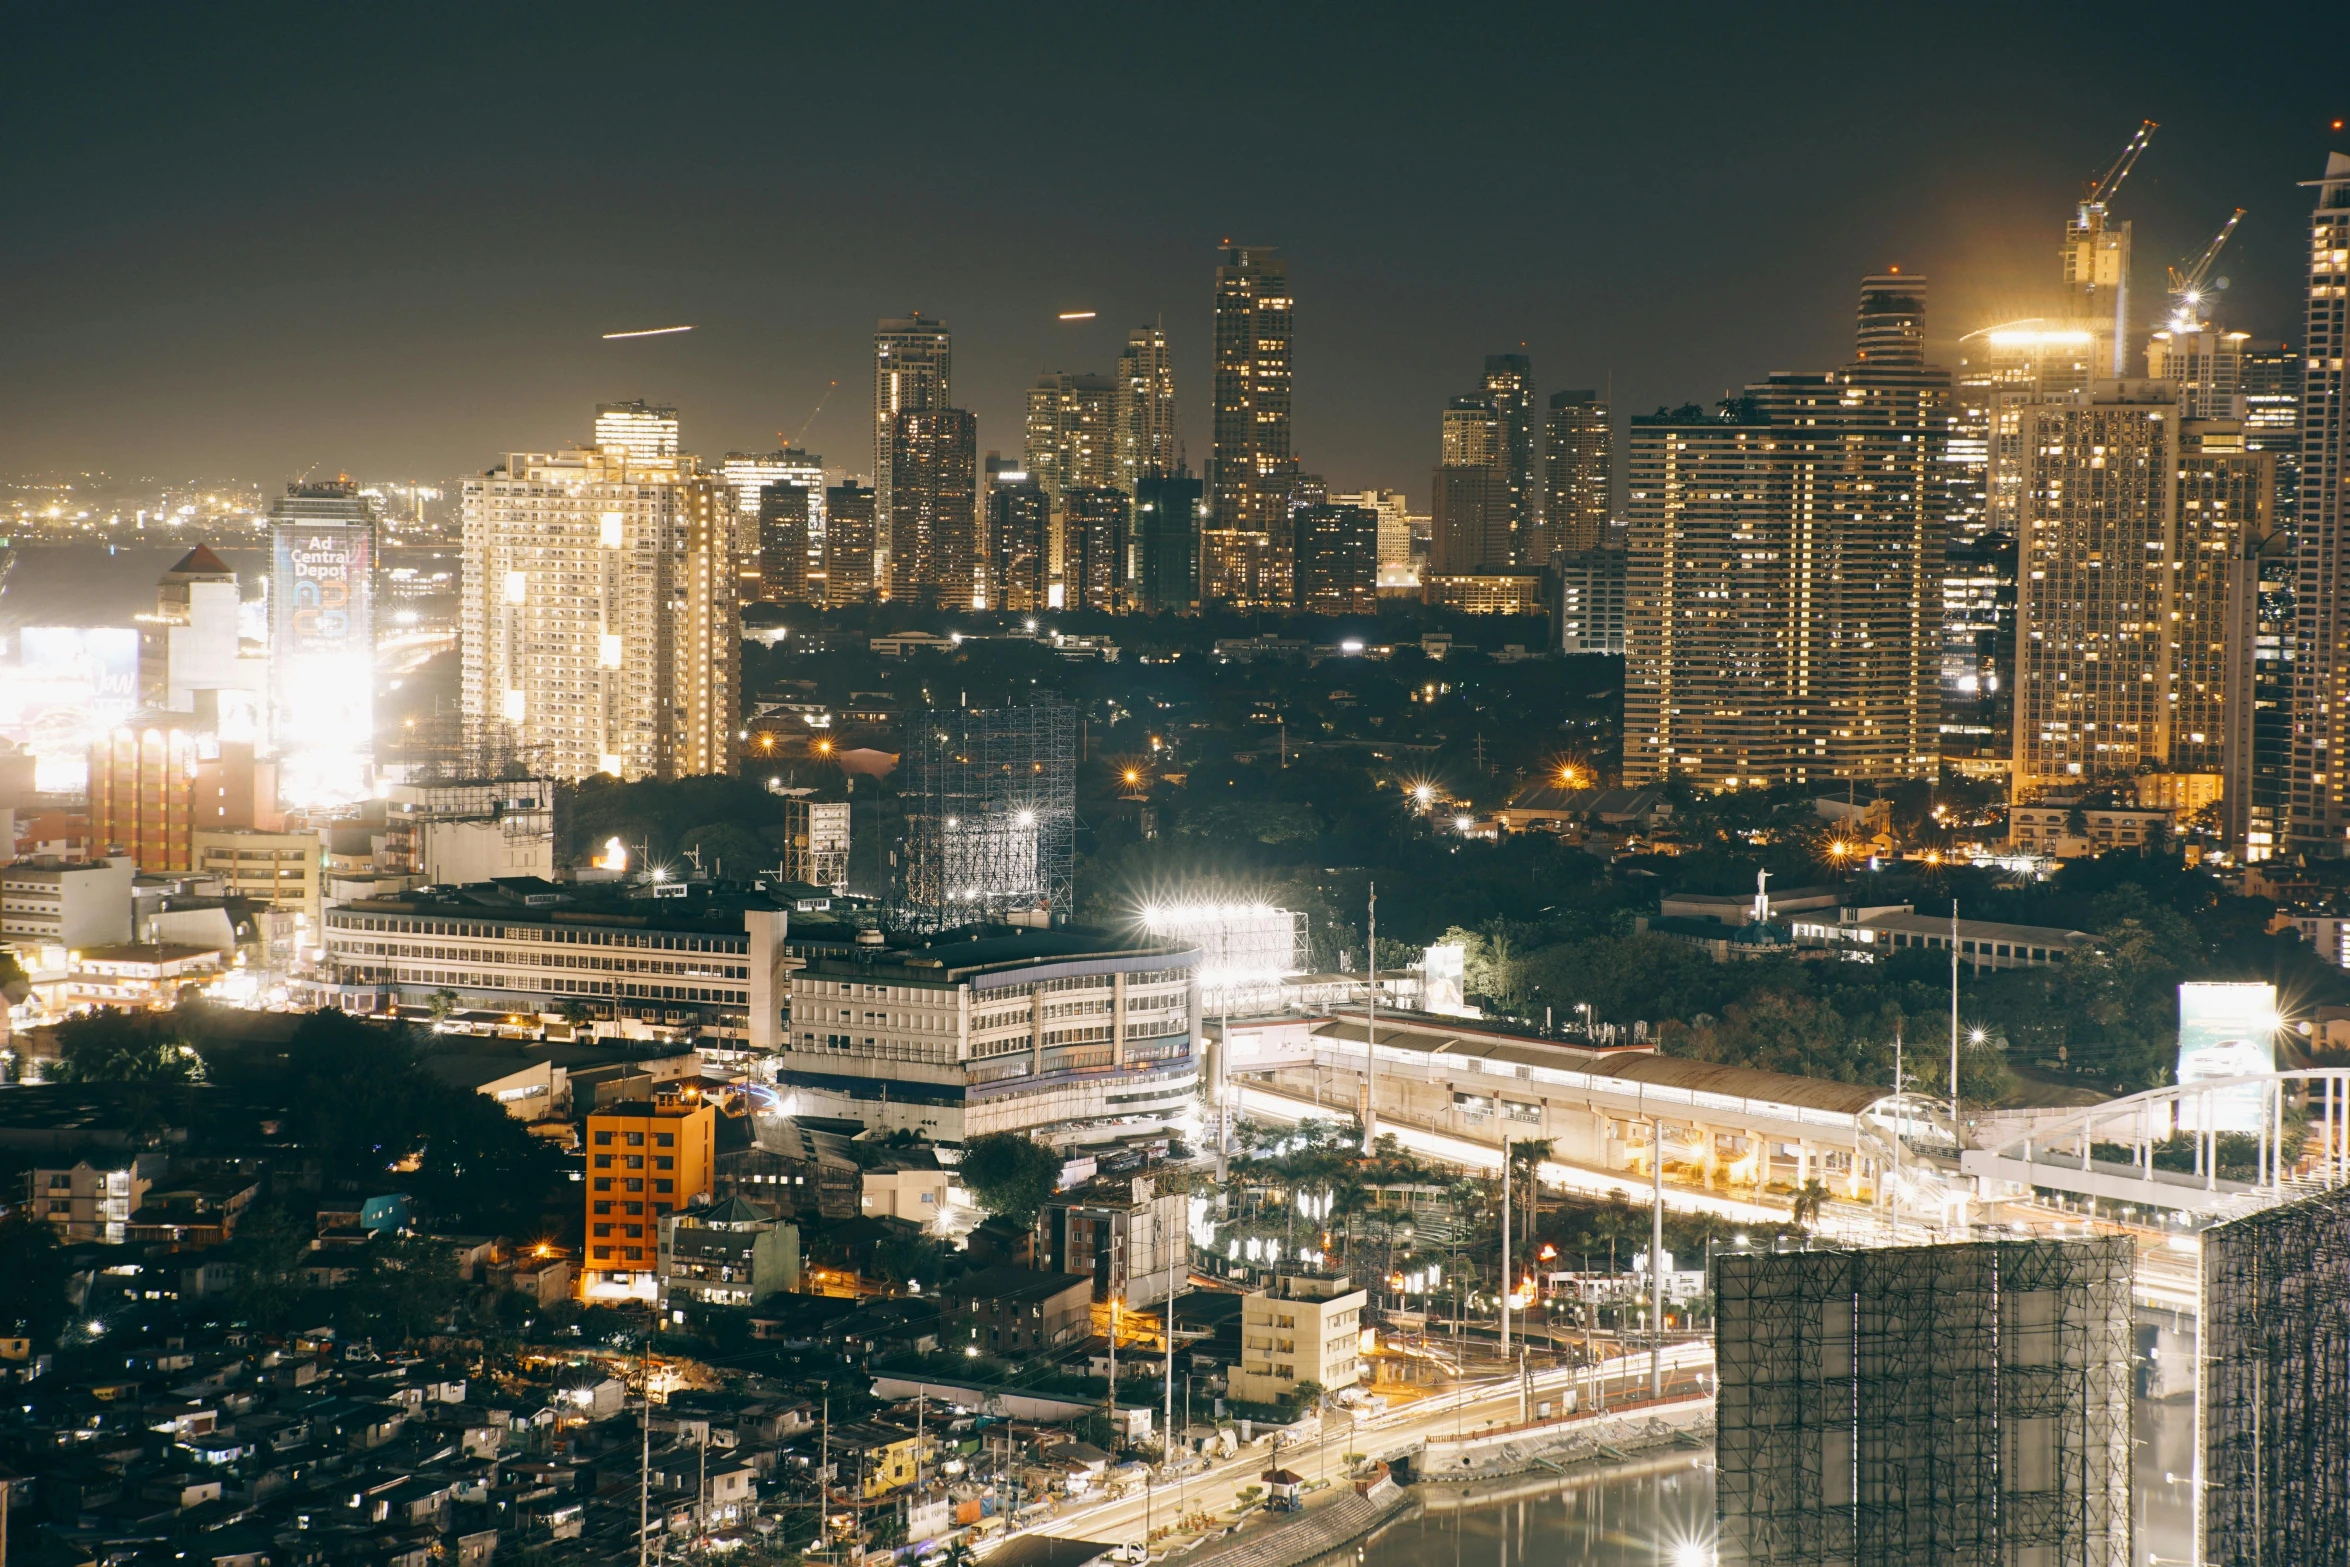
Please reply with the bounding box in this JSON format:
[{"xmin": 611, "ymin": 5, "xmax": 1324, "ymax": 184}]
[
  {"xmin": 894, "ymin": 698, "xmax": 1076, "ymax": 931},
  {"xmin": 1715, "ymin": 1237, "xmax": 2132, "ymax": 1567},
  {"xmin": 2202, "ymin": 1185, "xmax": 2350, "ymax": 1567}
]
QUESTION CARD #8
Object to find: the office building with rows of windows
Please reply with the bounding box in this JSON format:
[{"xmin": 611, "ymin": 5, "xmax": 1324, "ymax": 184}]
[{"xmin": 774, "ymin": 928, "xmax": 1200, "ymax": 1146}]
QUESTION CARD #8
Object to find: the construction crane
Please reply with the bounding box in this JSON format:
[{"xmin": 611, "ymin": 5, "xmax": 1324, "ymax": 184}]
[
  {"xmin": 2079, "ymin": 119, "xmax": 2158, "ymax": 221},
  {"xmin": 2166, "ymin": 208, "xmax": 2245, "ymax": 329},
  {"xmin": 790, "ymin": 381, "xmax": 837, "ymax": 448}
]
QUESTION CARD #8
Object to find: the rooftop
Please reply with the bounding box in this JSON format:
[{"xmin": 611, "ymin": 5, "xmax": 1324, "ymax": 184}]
[{"xmin": 799, "ymin": 924, "xmax": 1197, "ymax": 987}]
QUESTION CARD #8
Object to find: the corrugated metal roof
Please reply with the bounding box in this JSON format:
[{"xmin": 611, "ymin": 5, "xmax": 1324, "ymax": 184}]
[{"xmin": 1312, "ymin": 1013, "xmax": 1889, "ymax": 1116}]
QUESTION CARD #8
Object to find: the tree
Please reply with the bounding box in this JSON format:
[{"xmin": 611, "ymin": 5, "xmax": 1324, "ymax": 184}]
[
  {"xmin": 0, "ymin": 1213, "xmax": 71, "ymax": 1347},
  {"xmin": 680, "ymin": 822, "xmax": 773, "ymax": 881},
  {"xmin": 343, "ymin": 1233, "xmax": 462, "ymax": 1346},
  {"xmin": 959, "ymin": 1133, "xmax": 1063, "ymax": 1225},
  {"xmin": 428, "ymin": 989, "xmax": 460, "ymax": 1021},
  {"xmin": 51, "ymin": 1008, "xmax": 202, "ymax": 1083},
  {"xmin": 1791, "ymin": 1179, "xmax": 1830, "ymax": 1234},
  {"xmin": 227, "ymin": 1202, "xmax": 314, "ymax": 1328}
]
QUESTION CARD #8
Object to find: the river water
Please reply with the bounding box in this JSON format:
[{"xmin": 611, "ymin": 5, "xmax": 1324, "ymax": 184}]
[{"xmin": 1356, "ymin": 1397, "xmax": 2196, "ymax": 1565}]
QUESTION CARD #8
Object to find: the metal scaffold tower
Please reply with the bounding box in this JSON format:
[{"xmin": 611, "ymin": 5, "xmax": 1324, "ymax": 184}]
[
  {"xmin": 2202, "ymin": 1185, "xmax": 2350, "ymax": 1567},
  {"xmin": 893, "ymin": 697, "xmax": 1076, "ymax": 931},
  {"xmin": 1715, "ymin": 1237, "xmax": 2132, "ymax": 1567}
]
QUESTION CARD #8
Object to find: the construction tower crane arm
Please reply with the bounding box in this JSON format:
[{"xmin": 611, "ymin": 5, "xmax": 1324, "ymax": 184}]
[
  {"xmin": 2084, "ymin": 119, "xmax": 2158, "ymax": 209},
  {"xmin": 2168, "ymin": 208, "xmax": 2245, "ymax": 299}
]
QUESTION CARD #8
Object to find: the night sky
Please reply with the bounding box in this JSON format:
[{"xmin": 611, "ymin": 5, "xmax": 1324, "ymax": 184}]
[{"xmin": 6, "ymin": 3, "xmax": 2346, "ymax": 494}]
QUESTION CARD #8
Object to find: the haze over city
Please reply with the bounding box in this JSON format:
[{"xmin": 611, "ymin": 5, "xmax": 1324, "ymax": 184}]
[{"xmin": 7, "ymin": 7, "xmax": 2350, "ymax": 1567}]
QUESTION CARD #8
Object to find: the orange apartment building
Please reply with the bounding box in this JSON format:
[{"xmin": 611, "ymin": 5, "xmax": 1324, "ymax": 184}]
[{"xmin": 583, "ymin": 1099, "xmax": 714, "ymax": 1300}]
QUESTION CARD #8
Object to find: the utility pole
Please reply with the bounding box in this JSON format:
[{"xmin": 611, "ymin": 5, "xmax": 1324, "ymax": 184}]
[
  {"xmin": 1651, "ymin": 1114, "xmax": 1665, "ymax": 1402},
  {"xmin": 1364, "ymin": 882, "xmax": 1379, "ymax": 1153},
  {"xmin": 1216, "ymin": 998, "xmax": 1231, "ymax": 1182},
  {"xmin": 638, "ymin": 1383, "xmax": 651, "ymax": 1567},
  {"xmin": 1499, "ymin": 1127, "xmax": 1511, "ymax": 1357},
  {"xmin": 1950, "ymin": 898, "xmax": 1962, "ymax": 1149}
]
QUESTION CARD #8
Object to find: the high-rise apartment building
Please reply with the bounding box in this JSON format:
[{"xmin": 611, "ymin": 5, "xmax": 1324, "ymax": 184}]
[
  {"xmin": 2011, "ymin": 389, "xmax": 2270, "ymax": 804},
  {"xmin": 1482, "ymin": 354, "xmax": 1537, "ymax": 561},
  {"xmin": 1553, "ymin": 549, "xmax": 1627, "ymax": 655},
  {"xmin": 1061, "ymin": 487, "xmax": 1128, "ymax": 612},
  {"xmin": 887, "ymin": 409, "xmax": 980, "ymax": 608},
  {"xmin": 461, "ymin": 439, "xmax": 738, "ymax": 782},
  {"xmin": 2146, "ymin": 325, "xmax": 2249, "ymax": 420},
  {"xmin": 1133, "ymin": 468, "xmax": 1202, "ymax": 613},
  {"xmin": 1114, "ymin": 326, "xmax": 1178, "ymax": 495},
  {"xmin": 137, "ymin": 545, "xmax": 265, "ymax": 731},
  {"xmin": 595, "ymin": 401, "xmax": 680, "ymax": 460},
  {"xmin": 2237, "ymin": 529, "xmax": 2296, "ymax": 862},
  {"xmin": 875, "ymin": 314, "xmax": 951, "ymax": 579},
  {"xmin": 986, "ymin": 455, "xmax": 1049, "ymax": 614},
  {"xmin": 1938, "ymin": 533, "xmax": 2017, "ymax": 770},
  {"xmin": 757, "ymin": 483, "xmax": 817, "ymax": 603},
  {"xmin": 269, "ymin": 478, "xmax": 378, "ymax": 806},
  {"xmin": 722, "ymin": 449, "xmax": 826, "ymax": 551},
  {"xmin": 1025, "ymin": 372, "xmax": 1116, "ymax": 502},
  {"xmin": 1542, "ymin": 391, "xmax": 1612, "ymax": 555},
  {"xmin": 2241, "ymin": 343, "xmax": 2303, "ymax": 529},
  {"xmin": 1625, "ymin": 275, "xmax": 1947, "ymax": 788},
  {"xmin": 1207, "ymin": 246, "xmax": 1293, "ymax": 606},
  {"xmin": 1294, "ymin": 502, "xmax": 1378, "ymax": 615},
  {"xmin": 1334, "ymin": 489, "xmax": 1413, "ymax": 571},
  {"xmin": 2288, "ymin": 153, "xmax": 2350, "ymax": 854},
  {"xmin": 823, "ymin": 483, "xmax": 878, "ymax": 606},
  {"xmin": 1431, "ymin": 393, "xmax": 1511, "ymax": 575}
]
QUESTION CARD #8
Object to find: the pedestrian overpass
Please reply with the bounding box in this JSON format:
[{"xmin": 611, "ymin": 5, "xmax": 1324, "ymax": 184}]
[{"xmin": 1958, "ymin": 1069, "xmax": 2350, "ymax": 1222}]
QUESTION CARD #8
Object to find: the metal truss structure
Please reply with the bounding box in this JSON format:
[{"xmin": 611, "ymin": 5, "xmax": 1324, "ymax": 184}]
[
  {"xmin": 2202, "ymin": 1185, "xmax": 2350, "ymax": 1567},
  {"xmin": 1715, "ymin": 1237, "xmax": 2133, "ymax": 1567},
  {"xmin": 893, "ymin": 697, "xmax": 1075, "ymax": 931}
]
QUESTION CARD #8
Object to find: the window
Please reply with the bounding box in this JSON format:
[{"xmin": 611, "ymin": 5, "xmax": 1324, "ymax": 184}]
[
  {"xmin": 656, "ymin": 1132, "xmax": 675, "ymax": 1147},
  {"xmin": 593, "ymin": 1179, "xmax": 612, "ymax": 1193},
  {"xmin": 594, "ymin": 1131, "xmax": 613, "ymax": 1146}
]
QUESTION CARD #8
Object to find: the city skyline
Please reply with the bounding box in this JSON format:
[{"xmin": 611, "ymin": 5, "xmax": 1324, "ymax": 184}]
[{"xmin": 2, "ymin": 8, "xmax": 2340, "ymax": 493}]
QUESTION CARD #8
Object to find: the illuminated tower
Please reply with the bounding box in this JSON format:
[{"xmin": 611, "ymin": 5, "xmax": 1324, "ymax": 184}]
[
  {"xmin": 2290, "ymin": 152, "xmax": 2350, "ymax": 853},
  {"xmin": 594, "ymin": 400, "xmax": 680, "ymax": 460},
  {"xmin": 887, "ymin": 409, "xmax": 980, "ymax": 608},
  {"xmin": 461, "ymin": 435, "xmax": 737, "ymax": 782},
  {"xmin": 1207, "ymin": 245, "xmax": 1293, "ymax": 605},
  {"xmin": 1114, "ymin": 326, "xmax": 1178, "ymax": 495},
  {"xmin": 1541, "ymin": 391, "xmax": 1612, "ymax": 555},
  {"xmin": 874, "ymin": 314, "xmax": 951, "ymax": 583},
  {"xmin": 1482, "ymin": 354, "xmax": 1537, "ymax": 562},
  {"xmin": 269, "ymin": 478, "xmax": 378, "ymax": 805}
]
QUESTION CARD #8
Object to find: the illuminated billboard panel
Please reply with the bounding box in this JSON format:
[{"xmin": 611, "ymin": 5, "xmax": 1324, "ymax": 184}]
[
  {"xmin": 2177, "ymin": 981, "xmax": 2278, "ymax": 1134},
  {"xmin": 270, "ymin": 523, "xmax": 374, "ymax": 805},
  {"xmin": 0, "ymin": 627, "xmax": 140, "ymax": 790}
]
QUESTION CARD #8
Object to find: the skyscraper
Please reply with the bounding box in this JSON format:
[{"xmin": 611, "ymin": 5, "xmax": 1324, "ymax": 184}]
[
  {"xmin": 1133, "ymin": 468, "xmax": 1202, "ymax": 613},
  {"xmin": 1482, "ymin": 354, "xmax": 1536, "ymax": 562},
  {"xmin": 722, "ymin": 448, "xmax": 826, "ymax": 545},
  {"xmin": 2289, "ymin": 152, "xmax": 2350, "ymax": 855},
  {"xmin": 1025, "ymin": 372, "xmax": 1116, "ymax": 502},
  {"xmin": 2063, "ymin": 121, "xmax": 2155, "ymax": 375},
  {"xmin": 595, "ymin": 400, "xmax": 680, "ymax": 460},
  {"xmin": 986, "ymin": 454, "xmax": 1049, "ymax": 614},
  {"xmin": 1294, "ymin": 502, "xmax": 1378, "ymax": 615},
  {"xmin": 875, "ymin": 313, "xmax": 951, "ymax": 581},
  {"xmin": 757, "ymin": 483, "xmax": 817, "ymax": 603},
  {"xmin": 1541, "ymin": 391, "xmax": 1612, "ymax": 555},
  {"xmin": 462, "ymin": 439, "xmax": 737, "ymax": 782},
  {"xmin": 1114, "ymin": 326, "xmax": 1178, "ymax": 495},
  {"xmin": 823, "ymin": 483, "xmax": 877, "ymax": 607},
  {"xmin": 1431, "ymin": 394, "xmax": 1512, "ymax": 575},
  {"xmin": 887, "ymin": 409, "xmax": 980, "ymax": 608},
  {"xmin": 269, "ymin": 478, "xmax": 378, "ymax": 806},
  {"xmin": 2241, "ymin": 342, "xmax": 2303, "ymax": 530},
  {"xmin": 1207, "ymin": 245, "xmax": 1293, "ymax": 605},
  {"xmin": 1334, "ymin": 488, "xmax": 1413, "ymax": 572},
  {"xmin": 2010, "ymin": 389, "xmax": 2270, "ymax": 803},
  {"xmin": 2146, "ymin": 326, "xmax": 2249, "ymax": 419},
  {"xmin": 1625, "ymin": 276, "xmax": 1947, "ymax": 787},
  {"xmin": 1061, "ymin": 487, "xmax": 1128, "ymax": 612}
]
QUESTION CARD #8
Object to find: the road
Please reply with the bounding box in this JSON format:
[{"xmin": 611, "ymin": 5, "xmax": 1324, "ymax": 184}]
[{"xmin": 976, "ymin": 1343, "xmax": 1714, "ymax": 1558}]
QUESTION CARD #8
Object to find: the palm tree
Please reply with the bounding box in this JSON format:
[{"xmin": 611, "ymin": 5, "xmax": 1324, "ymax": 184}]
[{"xmin": 1792, "ymin": 1178, "xmax": 1830, "ymax": 1237}]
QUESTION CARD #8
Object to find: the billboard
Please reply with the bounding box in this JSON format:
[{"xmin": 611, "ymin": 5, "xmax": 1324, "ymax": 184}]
[
  {"xmin": 0, "ymin": 626, "xmax": 140, "ymax": 791},
  {"xmin": 271, "ymin": 523, "xmax": 374, "ymax": 805},
  {"xmin": 2177, "ymin": 981, "xmax": 2279, "ymax": 1133}
]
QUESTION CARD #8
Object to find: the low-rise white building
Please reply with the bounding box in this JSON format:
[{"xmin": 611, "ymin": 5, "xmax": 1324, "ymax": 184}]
[{"xmin": 1227, "ymin": 1273, "xmax": 1367, "ymax": 1405}]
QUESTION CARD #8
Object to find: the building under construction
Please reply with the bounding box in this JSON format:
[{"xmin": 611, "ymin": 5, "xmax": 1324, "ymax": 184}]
[
  {"xmin": 2202, "ymin": 1185, "xmax": 2350, "ymax": 1566},
  {"xmin": 894, "ymin": 698, "xmax": 1075, "ymax": 931},
  {"xmin": 1714, "ymin": 1236, "xmax": 2133, "ymax": 1567}
]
